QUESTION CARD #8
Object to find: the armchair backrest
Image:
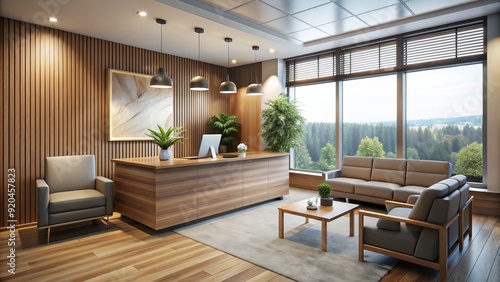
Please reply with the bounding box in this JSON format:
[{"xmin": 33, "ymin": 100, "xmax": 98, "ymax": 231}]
[
  {"xmin": 407, "ymin": 183, "xmax": 450, "ymax": 232},
  {"xmin": 406, "ymin": 159, "xmax": 451, "ymax": 187},
  {"xmin": 340, "ymin": 156, "xmax": 373, "ymax": 181},
  {"xmin": 45, "ymin": 155, "xmax": 96, "ymax": 193},
  {"xmin": 371, "ymin": 158, "xmax": 407, "ymax": 185}
]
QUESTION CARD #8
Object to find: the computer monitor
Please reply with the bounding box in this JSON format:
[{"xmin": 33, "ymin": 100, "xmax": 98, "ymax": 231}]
[{"xmin": 195, "ymin": 134, "xmax": 221, "ymax": 159}]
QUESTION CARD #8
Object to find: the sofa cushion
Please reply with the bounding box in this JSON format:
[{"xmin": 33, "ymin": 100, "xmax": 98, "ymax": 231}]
[
  {"xmin": 49, "ymin": 189, "xmax": 105, "ymax": 213},
  {"xmin": 363, "ymin": 220, "xmax": 420, "ymax": 256},
  {"xmin": 325, "ymin": 177, "xmax": 367, "ymax": 194},
  {"xmin": 414, "ymin": 190, "xmax": 461, "ymax": 261},
  {"xmin": 393, "ymin": 186, "xmax": 427, "ymax": 202},
  {"xmin": 377, "ymin": 207, "xmax": 412, "ymax": 231},
  {"xmin": 355, "ymin": 181, "xmax": 400, "ymax": 199},
  {"xmin": 46, "ymin": 155, "xmax": 97, "ymax": 193},
  {"xmin": 406, "ymin": 159, "xmax": 450, "ymax": 187},
  {"xmin": 340, "ymin": 156, "xmax": 373, "ymax": 181},
  {"xmin": 371, "ymin": 158, "xmax": 407, "ymax": 185},
  {"xmin": 407, "ymin": 183, "xmax": 449, "ymax": 232}
]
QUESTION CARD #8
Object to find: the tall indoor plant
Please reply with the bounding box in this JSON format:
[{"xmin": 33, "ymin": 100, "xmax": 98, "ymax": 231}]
[
  {"xmin": 261, "ymin": 93, "xmax": 306, "ymax": 152},
  {"xmin": 146, "ymin": 125, "xmax": 184, "ymax": 160},
  {"xmin": 208, "ymin": 112, "xmax": 240, "ymax": 152}
]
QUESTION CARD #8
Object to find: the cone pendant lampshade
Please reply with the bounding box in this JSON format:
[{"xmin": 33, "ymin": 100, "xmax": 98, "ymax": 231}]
[
  {"xmin": 190, "ymin": 27, "xmax": 208, "ymax": 91},
  {"xmin": 150, "ymin": 18, "xmax": 173, "ymax": 89}
]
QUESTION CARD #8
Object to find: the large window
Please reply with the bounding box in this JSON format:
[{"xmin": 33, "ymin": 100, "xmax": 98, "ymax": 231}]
[
  {"xmin": 406, "ymin": 64, "xmax": 483, "ymax": 181},
  {"xmin": 285, "ymin": 19, "xmax": 485, "ymax": 185},
  {"xmin": 343, "ymin": 75, "xmax": 397, "ymax": 158},
  {"xmin": 290, "ymin": 83, "xmax": 336, "ymax": 171}
]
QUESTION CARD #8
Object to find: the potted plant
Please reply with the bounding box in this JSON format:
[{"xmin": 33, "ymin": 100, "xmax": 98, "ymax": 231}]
[
  {"xmin": 317, "ymin": 183, "xmax": 333, "ymax": 206},
  {"xmin": 208, "ymin": 112, "xmax": 240, "ymax": 153},
  {"xmin": 146, "ymin": 125, "xmax": 184, "ymax": 160},
  {"xmin": 261, "ymin": 93, "xmax": 306, "ymax": 152}
]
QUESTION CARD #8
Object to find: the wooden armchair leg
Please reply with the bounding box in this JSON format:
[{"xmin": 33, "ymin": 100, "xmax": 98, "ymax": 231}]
[
  {"xmin": 358, "ymin": 213, "xmax": 364, "ymax": 262},
  {"xmin": 47, "ymin": 227, "xmax": 51, "ymax": 244}
]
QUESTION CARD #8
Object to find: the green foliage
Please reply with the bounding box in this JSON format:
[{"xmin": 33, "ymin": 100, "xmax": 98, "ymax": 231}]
[
  {"xmin": 455, "ymin": 142, "xmax": 483, "ymax": 178},
  {"xmin": 208, "ymin": 113, "xmax": 240, "ymax": 146},
  {"xmin": 317, "ymin": 183, "xmax": 332, "ymax": 199},
  {"xmin": 146, "ymin": 125, "xmax": 184, "ymax": 149},
  {"xmin": 356, "ymin": 136, "xmax": 385, "ymax": 157},
  {"xmin": 317, "ymin": 143, "xmax": 336, "ymax": 171},
  {"xmin": 261, "ymin": 93, "xmax": 306, "ymax": 152},
  {"xmin": 406, "ymin": 147, "xmax": 420, "ymax": 159},
  {"xmin": 294, "ymin": 140, "xmax": 313, "ymax": 169}
]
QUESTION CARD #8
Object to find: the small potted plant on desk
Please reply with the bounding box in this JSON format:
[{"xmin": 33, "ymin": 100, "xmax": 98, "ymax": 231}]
[
  {"xmin": 317, "ymin": 183, "xmax": 333, "ymax": 206},
  {"xmin": 237, "ymin": 143, "xmax": 247, "ymax": 158},
  {"xmin": 146, "ymin": 125, "xmax": 184, "ymax": 161}
]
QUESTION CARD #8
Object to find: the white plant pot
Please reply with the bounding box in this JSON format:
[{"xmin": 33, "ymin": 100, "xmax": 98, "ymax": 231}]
[
  {"xmin": 238, "ymin": 152, "xmax": 246, "ymax": 158},
  {"xmin": 159, "ymin": 149, "xmax": 172, "ymax": 161}
]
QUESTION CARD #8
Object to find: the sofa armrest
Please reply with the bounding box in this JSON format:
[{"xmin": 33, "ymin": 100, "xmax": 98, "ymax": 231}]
[
  {"xmin": 359, "ymin": 209, "xmax": 444, "ymax": 230},
  {"xmin": 96, "ymin": 176, "xmax": 114, "ymax": 216},
  {"xmin": 323, "ymin": 169, "xmax": 341, "ymax": 180},
  {"xmin": 36, "ymin": 179, "xmax": 49, "ymax": 228}
]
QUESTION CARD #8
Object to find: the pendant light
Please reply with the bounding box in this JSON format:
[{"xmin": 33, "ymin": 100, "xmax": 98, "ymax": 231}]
[
  {"xmin": 219, "ymin": 37, "xmax": 237, "ymax": 94},
  {"xmin": 150, "ymin": 18, "xmax": 173, "ymax": 89},
  {"xmin": 190, "ymin": 27, "xmax": 209, "ymax": 91},
  {"xmin": 246, "ymin": 45, "xmax": 263, "ymax": 96}
]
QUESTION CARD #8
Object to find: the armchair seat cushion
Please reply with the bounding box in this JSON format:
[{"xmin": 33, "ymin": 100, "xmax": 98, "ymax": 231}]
[
  {"xmin": 393, "ymin": 186, "xmax": 427, "ymax": 202},
  {"xmin": 324, "ymin": 177, "xmax": 367, "ymax": 194},
  {"xmin": 49, "ymin": 189, "xmax": 105, "ymax": 213},
  {"xmin": 355, "ymin": 181, "xmax": 400, "ymax": 199},
  {"xmin": 363, "ymin": 221, "xmax": 420, "ymax": 256}
]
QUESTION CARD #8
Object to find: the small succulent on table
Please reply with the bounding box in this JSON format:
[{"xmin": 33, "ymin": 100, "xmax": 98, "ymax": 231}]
[{"xmin": 307, "ymin": 197, "xmax": 318, "ymax": 210}]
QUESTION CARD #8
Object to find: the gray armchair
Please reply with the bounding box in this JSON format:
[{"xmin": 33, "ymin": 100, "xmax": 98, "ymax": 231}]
[
  {"xmin": 358, "ymin": 175, "xmax": 473, "ymax": 282},
  {"xmin": 37, "ymin": 155, "xmax": 113, "ymax": 242}
]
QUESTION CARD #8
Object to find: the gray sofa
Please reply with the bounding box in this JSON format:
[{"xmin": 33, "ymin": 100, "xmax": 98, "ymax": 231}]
[
  {"xmin": 359, "ymin": 174, "xmax": 473, "ymax": 281},
  {"xmin": 324, "ymin": 156, "xmax": 451, "ymax": 205}
]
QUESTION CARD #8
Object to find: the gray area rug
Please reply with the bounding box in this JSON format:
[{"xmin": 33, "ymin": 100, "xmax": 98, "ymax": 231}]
[{"xmin": 175, "ymin": 188, "xmax": 398, "ymax": 282}]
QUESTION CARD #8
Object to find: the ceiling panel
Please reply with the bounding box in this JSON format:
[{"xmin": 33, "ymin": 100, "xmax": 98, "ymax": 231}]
[
  {"xmin": 260, "ymin": 0, "xmax": 331, "ymax": 14},
  {"xmin": 288, "ymin": 27, "xmax": 330, "ymax": 42},
  {"xmin": 293, "ymin": 2, "xmax": 352, "ymax": 27},
  {"xmin": 334, "ymin": 0, "xmax": 402, "ymax": 15},
  {"xmin": 358, "ymin": 4, "xmax": 414, "ymax": 26},
  {"xmin": 263, "ymin": 15, "xmax": 311, "ymax": 34},
  {"xmin": 230, "ymin": 1, "xmax": 287, "ymax": 24},
  {"xmin": 317, "ymin": 16, "xmax": 369, "ymax": 35},
  {"xmin": 405, "ymin": 0, "xmax": 473, "ymax": 14}
]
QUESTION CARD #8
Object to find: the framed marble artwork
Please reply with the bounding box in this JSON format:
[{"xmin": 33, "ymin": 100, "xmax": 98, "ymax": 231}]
[{"xmin": 108, "ymin": 69, "xmax": 173, "ymax": 141}]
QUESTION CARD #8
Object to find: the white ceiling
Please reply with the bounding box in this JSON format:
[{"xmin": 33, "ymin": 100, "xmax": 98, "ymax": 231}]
[{"xmin": 1, "ymin": 0, "xmax": 499, "ymax": 67}]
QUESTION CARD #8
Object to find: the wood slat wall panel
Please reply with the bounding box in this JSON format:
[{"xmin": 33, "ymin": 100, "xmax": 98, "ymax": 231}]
[{"xmin": 0, "ymin": 17, "xmax": 230, "ymax": 227}]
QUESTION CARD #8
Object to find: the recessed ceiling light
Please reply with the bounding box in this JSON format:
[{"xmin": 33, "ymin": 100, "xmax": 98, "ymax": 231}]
[
  {"xmin": 48, "ymin": 17, "xmax": 58, "ymax": 22},
  {"xmin": 269, "ymin": 48, "xmax": 275, "ymax": 54},
  {"xmin": 231, "ymin": 59, "xmax": 237, "ymax": 64},
  {"xmin": 137, "ymin": 11, "xmax": 147, "ymax": 17}
]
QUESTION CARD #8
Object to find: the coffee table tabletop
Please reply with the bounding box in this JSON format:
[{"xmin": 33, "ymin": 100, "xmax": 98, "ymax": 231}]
[{"xmin": 278, "ymin": 199, "xmax": 359, "ymax": 252}]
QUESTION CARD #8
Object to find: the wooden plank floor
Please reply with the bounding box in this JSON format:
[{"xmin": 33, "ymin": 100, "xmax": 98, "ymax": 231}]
[{"xmin": 0, "ymin": 203, "xmax": 498, "ymax": 281}]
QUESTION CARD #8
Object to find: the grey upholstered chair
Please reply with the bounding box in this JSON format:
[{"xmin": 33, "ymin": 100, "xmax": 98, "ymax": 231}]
[
  {"xmin": 358, "ymin": 175, "xmax": 473, "ymax": 282},
  {"xmin": 36, "ymin": 155, "xmax": 113, "ymax": 242}
]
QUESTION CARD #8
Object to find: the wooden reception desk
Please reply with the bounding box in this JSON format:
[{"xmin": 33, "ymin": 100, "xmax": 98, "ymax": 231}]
[{"xmin": 112, "ymin": 152, "xmax": 289, "ymax": 230}]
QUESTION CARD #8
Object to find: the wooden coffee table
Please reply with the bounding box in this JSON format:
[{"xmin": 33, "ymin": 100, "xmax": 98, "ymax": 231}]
[{"xmin": 278, "ymin": 199, "xmax": 359, "ymax": 252}]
